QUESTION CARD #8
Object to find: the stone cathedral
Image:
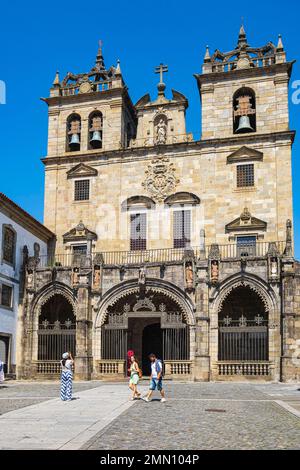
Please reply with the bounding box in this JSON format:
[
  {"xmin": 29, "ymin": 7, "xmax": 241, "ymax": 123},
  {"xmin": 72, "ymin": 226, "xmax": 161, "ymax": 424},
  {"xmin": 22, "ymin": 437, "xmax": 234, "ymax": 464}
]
[{"xmin": 18, "ymin": 26, "xmax": 300, "ymax": 382}]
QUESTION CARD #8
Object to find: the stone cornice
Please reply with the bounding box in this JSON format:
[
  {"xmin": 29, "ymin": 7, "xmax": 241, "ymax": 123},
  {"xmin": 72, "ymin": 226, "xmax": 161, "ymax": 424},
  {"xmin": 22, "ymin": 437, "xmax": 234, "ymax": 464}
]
[
  {"xmin": 195, "ymin": 61, "xmax": 295, "ymax": 87},
  {"xmin": 41, "ymin": 86, "xmax": 137, "ymax": 122},
  {"xmin": 41, "ymin": 130, "xmax": 296, "ymax": 167},
  {"xmin": 0, "ymin": 193, "xmax": 55, "ymax": 242}
]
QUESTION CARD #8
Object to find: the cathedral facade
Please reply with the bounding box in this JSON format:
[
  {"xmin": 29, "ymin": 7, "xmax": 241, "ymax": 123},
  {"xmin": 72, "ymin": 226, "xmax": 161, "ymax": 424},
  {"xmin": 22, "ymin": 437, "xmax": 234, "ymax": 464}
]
[{"xmin": 18, "ymin": 27, "xmax": 300, "ymax": 382}]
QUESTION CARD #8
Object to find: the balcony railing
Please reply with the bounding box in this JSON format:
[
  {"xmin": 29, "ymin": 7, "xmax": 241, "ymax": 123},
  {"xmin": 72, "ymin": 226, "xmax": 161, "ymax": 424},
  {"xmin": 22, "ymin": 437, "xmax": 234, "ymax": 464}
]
[{"xmin": 37, "ymin": 241, "xmax": 287, "ymax": 268}]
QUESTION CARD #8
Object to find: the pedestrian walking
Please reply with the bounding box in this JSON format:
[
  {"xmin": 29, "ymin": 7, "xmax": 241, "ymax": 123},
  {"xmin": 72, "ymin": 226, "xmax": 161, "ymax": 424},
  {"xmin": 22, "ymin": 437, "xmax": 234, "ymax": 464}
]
[
  {"xmin": 143, "ymin": 353, "xmax": 166, "ymax": 403},
  {"xmin": 0, "ymin": 361, "xmax": 4, "ymax": 383},
  {"xmin": 128, "ymin": 355, "xmax": 142, "ymax": 400},
  {"xmin": 60, "ymin": 352, "xmax": 74, "ymax": 401}
]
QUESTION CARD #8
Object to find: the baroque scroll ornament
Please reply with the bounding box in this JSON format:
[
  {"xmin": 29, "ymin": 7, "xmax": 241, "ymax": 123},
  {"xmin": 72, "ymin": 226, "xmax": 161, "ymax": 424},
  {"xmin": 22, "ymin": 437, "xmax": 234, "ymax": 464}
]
[{"xmin": 142, "ymin": 156, "xmax": 179, "ymax": 202}]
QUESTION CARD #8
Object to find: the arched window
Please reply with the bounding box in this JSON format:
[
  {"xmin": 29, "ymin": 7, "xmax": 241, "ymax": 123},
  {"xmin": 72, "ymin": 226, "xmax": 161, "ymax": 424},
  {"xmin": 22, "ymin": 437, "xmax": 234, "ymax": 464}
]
[
  {"xmin": 66, "ymin": 113, "xmax": 81, "ymax": 151},
  {"xmin": 122, "ymin": 196, "xmax": 155, "ymax": 251},
  {"xmin": 233, "ymin": 87, "xmax": 256, "ymax": 134},
  {"xmin": 2, "ymin": 225, "xmax": 16, "ymax": 266},
  {"xmin": 164, "ymin": 192, "xmax": 200, "ymax": 249},
  {"xmin": 88, "ymin": 111, "xmax": 103, "ymax": 149}
]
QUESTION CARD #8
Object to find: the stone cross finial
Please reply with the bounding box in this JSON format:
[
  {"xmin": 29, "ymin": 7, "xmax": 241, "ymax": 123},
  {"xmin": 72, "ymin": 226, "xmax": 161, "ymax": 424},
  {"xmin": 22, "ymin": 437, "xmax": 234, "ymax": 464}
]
[
  {"xmin": 155, "ymin": 63, "xmax": 168, "ymax": 96},
  {"xmin": 155, "ymin": 63, "xmax": 168, "ymax": 83}
]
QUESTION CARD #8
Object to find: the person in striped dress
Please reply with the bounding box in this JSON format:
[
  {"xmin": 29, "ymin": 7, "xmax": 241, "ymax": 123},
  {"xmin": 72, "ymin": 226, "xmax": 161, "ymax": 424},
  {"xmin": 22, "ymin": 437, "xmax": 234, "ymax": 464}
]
[{"xmin": 60, "ymin": 352, "xmax": 74, "ymax": 401}]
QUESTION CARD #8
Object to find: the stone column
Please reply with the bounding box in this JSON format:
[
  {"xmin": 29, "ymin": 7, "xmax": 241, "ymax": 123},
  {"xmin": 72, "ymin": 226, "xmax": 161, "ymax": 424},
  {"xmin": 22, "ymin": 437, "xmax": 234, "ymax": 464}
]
[
  {"xmin": 192, "ymin": 263, "xmax": 210, "ymax": 381},
  {"xmin": 75, "ymin": 278, "xmax": 92, "ymax": 380},
  {"xmin": 281, "ymin": 260, "xmax": 300, "ymax": 382}
]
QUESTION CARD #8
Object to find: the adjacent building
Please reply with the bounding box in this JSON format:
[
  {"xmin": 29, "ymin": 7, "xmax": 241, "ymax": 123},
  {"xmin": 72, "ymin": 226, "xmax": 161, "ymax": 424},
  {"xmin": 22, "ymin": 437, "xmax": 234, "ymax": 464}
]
[
  {"xmin": 17, "ymin": 27, "xmax": 300, "ymax": 382},
  {"xmin": 0, "ymin": 193, "xmax": 55, "ymax": 376}
]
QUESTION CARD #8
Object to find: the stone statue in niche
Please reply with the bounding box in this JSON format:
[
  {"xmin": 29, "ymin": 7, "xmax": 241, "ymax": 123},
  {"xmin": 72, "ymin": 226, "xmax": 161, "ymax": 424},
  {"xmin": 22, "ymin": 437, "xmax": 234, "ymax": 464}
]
[
  {"xmin": 138, "ymin": 266, "xmax": 146, "ymax": 286},
  {"xmin": 271, "ymin": 258, "xmax": 278, "ymax": 278},
  {"xmin": 185, "ymin": 262, "xmax": 194, "ymax": 289},
  {"xmin": 155, "ymin": 118, "xmax": 167, "ymax": 144},
  {"xmin": 211, "ymin": 260, "xmax": 219, "ymax": 283},
  {"xmin": 72, "ymin": 267, "xmax": 79, "ymax": 286},
  {"xmin": 27, "ymin": 270, "xmax": 34, "ymax": 288},
  {"xmin": 93, "ymin": 265, "xmax": 101, "ymax": 289}
]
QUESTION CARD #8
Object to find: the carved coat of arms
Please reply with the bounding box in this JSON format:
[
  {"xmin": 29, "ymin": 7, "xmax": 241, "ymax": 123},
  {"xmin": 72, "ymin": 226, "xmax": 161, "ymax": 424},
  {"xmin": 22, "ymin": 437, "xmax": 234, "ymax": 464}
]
[{"xmin": 142, "ymin": 157, "xmax": 179, "ymax": 202}]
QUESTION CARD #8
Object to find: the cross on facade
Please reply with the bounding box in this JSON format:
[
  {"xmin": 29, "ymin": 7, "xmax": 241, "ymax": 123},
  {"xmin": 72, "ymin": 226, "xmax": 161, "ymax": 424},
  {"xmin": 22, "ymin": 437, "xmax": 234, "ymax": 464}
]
[{"xmin": 155, "ymin": 63, "xmax": 168, "ymax": 84}]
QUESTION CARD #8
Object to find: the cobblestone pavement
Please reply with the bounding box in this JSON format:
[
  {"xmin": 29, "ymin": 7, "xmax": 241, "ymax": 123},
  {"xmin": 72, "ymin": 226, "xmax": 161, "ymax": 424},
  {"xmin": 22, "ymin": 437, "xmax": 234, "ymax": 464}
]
[
  {"xmin": 0, "ymin": 381, "xmax": 104, "ymax": 415},
  {"xmin": 83, "ymin": 382, "xmax": 300, "ymax": 450}
]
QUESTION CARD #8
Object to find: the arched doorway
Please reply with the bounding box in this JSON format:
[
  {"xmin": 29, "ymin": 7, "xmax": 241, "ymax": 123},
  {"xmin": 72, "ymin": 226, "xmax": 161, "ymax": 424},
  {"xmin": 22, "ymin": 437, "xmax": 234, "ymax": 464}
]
[
  {"xmin": 218, "ymin": 285, "xmax": 269, "ymax": 362},
  {"xmin": 38, "ymin": 294, "xmax": 76, "ymax": 361},
  {"xmin": 142, "ymin": 323, "xmax": 162, "ymax": 375},
  {"xmin": 100, "ymin": 286, "xmax": 192, "ymax": 376}
]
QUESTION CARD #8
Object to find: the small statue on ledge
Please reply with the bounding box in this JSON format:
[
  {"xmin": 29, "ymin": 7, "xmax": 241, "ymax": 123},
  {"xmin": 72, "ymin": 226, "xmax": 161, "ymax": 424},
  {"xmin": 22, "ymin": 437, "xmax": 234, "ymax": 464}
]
[
  {"xmin": 270, "ymin": 258, "xmax": 278, "ymax": 278},
  {"xmin": 185, "ymin": 262, "xmax": 194, "ymax": 289},
  {"xmin": 211, "ymin": 260, "xmax": 219, "ymax": 283},
  {"xmin": 72, "ymin": 267, "xmax": 79, "ymax": 286},
  {"xmin": 93, "ymin": 265, "xmax": 101, "ymax": 289}
]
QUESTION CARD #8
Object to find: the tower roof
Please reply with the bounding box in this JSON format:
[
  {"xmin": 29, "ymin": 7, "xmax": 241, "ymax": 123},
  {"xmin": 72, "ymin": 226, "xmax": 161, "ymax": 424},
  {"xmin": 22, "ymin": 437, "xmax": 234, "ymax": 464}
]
[
  {"xmin": 201, "ymin": 25, "xmax": 287, "ymax": 74},
  {"xmin": 49, "ymin": 42, "xmax": 124, "ymax": 97}
]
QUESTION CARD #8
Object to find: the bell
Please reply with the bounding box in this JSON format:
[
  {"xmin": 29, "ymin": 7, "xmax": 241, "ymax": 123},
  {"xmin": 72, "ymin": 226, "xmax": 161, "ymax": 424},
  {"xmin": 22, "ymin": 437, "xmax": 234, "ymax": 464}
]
[
  {"xmin": 90, "ymin": 130, "xmax": 102, "ymax": 148},
  {"xmin": 236, "ymin": 115, "xmax": 254, "ymax": 133},
  {"xmin": 69, "ymin": 133, "xmax": 80, "ymax": 149}
]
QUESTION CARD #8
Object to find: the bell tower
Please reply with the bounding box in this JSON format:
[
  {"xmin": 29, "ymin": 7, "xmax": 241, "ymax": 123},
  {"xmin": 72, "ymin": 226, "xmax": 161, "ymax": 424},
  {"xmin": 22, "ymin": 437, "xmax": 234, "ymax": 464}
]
[
  {"xmin": 195, "ymin": 26, "xmax": 293, "ymax": 140},
  {"xmin": 43, "ymin": 42, "xmax": 137, "ymax": 157}
]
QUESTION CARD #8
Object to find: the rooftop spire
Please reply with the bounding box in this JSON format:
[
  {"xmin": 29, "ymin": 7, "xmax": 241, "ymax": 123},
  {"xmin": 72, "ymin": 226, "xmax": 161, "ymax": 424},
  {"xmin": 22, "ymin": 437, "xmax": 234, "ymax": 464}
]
[
  {"xmin": 115, "ymin": 59, "xmax": 122, "ymax": 75},
  {"xmin": 237, "ymin": 22, "xmax": 248, "ymax": 48},
  {"xmin": 52, "ymin": 70, "xmax": 60, "ymax": 87},
  {"xmin": 204, "ymin": 45, "xmax": 211, "ymax": 62},
  {"xmin": 95, "ymin": 40, "xmax": 105, "ymax": 69},
  {"xmin": 277, "ymin": 34, "xmax": 284, "ymax": 51}
]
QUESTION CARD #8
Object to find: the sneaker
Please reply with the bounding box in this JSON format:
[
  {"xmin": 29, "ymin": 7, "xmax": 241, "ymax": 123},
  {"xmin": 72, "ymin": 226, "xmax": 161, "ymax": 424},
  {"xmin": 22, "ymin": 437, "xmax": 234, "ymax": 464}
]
[
  {"xmin": 161, "ymin": 397, "xmax": 166, "ymax": 403},
  {"xmin": 142, "ymin": 397, "xmax": 151, "ymax": 402}
]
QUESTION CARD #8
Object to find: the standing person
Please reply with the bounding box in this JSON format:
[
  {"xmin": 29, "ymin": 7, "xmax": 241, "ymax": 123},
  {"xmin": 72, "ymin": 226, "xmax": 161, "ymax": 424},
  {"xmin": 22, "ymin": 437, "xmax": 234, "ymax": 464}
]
[
  {"xmin": 143, "ymin": 353, "xmax": 166, "ymax": 403},
  {"xmin": 127, "ymin": 350, "xmax": 135, "ymax": 377},
  {"xmin": 0, "ymin": 360, "xmax": 4, "ymax": 383},
  {"xmin": 128, "ymin": 355, "xmax": 142, "ymax": 400},
  {"xmin": 60, "ymin": 352, "xmax": 74, "ymax": 401}
]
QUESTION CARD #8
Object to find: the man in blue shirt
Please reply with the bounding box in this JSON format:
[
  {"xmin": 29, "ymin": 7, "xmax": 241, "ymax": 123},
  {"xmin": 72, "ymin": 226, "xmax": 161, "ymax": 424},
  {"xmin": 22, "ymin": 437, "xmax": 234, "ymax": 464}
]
[{"xmin": 143, "ymin": 353, "xmax": 166, "ymax": 403}]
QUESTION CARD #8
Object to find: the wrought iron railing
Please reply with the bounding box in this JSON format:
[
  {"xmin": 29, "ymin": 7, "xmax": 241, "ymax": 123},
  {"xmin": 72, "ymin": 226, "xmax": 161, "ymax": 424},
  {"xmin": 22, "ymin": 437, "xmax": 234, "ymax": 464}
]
[
  {"xmin": 218, "ymin": 318, "xmax": 268, "ymax": 362},
  {"xmin": 37, "ymin": 241, "xmax": 287, "ymax": 268},
  {"xmin": 37, "ymin": 322, "xmax": 76, "ymax": 361}
]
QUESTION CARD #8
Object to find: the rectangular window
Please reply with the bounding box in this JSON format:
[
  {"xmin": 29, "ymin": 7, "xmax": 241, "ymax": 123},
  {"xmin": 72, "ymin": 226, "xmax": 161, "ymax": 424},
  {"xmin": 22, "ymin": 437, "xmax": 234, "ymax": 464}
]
[
  {"xmin": 237, "ymin": 164, "xmax": 254, "ymax": 188},
  {"xmin": 173, "ymin": 210, "xmax": 191, "ymax": 249},
  {"xmin": 74, "ymin": 179, "xmax": 90, "ymax": 201},
  {"xmin": 0, "ymin": 284, "xmax": 13, "ymax": 308},
  {"xmin": 2, "ymin": 227, "xmax": 15, "ymax": 265},
  {"xmin": 130, "ymin": 213, "xmax": 146, "ymax": 251},
  {"xmin": 72, "ymin": 245, "xmax": 87, "ymax": 264},
  {"xmin": 236, "ymin": 236, "xmax": 256, "ymax": 257}
]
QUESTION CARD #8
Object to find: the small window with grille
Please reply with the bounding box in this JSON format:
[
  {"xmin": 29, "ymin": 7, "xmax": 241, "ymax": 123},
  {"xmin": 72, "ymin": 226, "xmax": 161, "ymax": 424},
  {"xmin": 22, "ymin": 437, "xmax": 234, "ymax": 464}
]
[
  {"xmin": 0, "ymin": 284, "xmax": 13, "ymax": 308},
  {"xmin": 74, "ymin": 179, "xmax": 90, "ymax": 201},
  {"xmin": 173, "ymin": 210, "xmax": 191, "ymax": 249},
  {"xmin": 130, "ymin": 213, "xmax": 147, "ymax": 251},
  {"xmin": 236, "ymin": 236, "xmax": 256, "ymax": 257},
  {"xmin": 237, "ymin": 164, "xmax": 254, "ymax": 188}
]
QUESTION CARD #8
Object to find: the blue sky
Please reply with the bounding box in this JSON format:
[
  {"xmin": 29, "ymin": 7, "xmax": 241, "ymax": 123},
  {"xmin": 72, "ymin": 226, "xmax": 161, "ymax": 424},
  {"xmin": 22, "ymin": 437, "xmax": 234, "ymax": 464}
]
[{"xmin": 0, "ymin": 0, "xmax": 299, "ymax": 257}]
